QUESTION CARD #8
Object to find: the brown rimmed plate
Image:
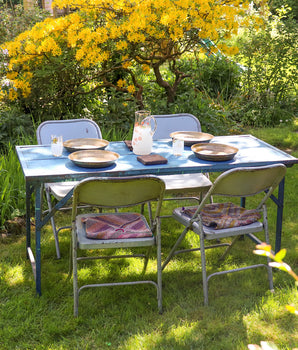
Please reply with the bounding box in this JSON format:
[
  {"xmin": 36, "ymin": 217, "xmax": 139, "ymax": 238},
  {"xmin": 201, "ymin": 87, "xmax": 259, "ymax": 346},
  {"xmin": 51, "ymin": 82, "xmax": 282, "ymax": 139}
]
[
  {"xmin": 68, "ymin": 150, "xmax": 119, "ymax": 168},
  {"xmin": 64, "ymin": 138, "xmax": 109, "ymax": 152},
  {"xmin": 191, "ymin": 143, "xmax": 238, "ymax": 161},
  {"xmin": 170, "ymin": 131, "xmax": 214, "ymax": 146}
]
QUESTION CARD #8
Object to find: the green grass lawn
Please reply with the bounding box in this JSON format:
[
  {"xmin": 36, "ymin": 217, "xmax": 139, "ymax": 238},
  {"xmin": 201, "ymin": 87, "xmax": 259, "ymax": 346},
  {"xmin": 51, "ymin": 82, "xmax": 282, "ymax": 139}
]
[{"xmin": 0, "ymin": 126, "xmax": 297, "ymax": 350}]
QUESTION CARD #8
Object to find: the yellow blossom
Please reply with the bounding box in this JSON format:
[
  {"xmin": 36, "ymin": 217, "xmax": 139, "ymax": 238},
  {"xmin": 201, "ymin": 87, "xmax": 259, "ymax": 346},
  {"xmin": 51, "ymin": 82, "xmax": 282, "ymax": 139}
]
[
  {"xmin": 3, "ymin": 0, "xmax": 260, "ymax": 101},
  {"xmin": 127, "ymin": 85, "xmax": 135, "ymax": 93},
  {"xmin": 8, "ymin": 88, "xmax": 18, "ymax": 101},
  {"xmin": 142, "ymin": 65, "xmax": 150, "ymax": 74},
  {"xmin": 117, "ymin": 79, "xmax": 126, "ymax": 88},
  {"xmin": 122, "ymin": 61, "xmax": 131, "ymax": 69},
  {"xmin": 116, "ymin": 41, "xmax": 128, "ymax": 51},
  {"xmin": 6, "ymin": 72, "xmax": 18, "ymax": 80}
]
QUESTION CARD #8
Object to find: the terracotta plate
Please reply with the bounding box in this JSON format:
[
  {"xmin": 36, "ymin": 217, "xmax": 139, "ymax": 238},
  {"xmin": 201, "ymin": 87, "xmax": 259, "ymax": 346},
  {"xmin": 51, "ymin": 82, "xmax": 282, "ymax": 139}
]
[
  {"xmin": 68, "ymin": 150, "xmax": 119, "ymax": 168},
  {"xmin": 191, "ymin": 143, "xmax": 238, "ymax": 161},
  {"xmin": 63, "ymin": 138, "xmax": 109, "ymax": 152},
  {"xmin": 170, "ymin": 131, "xmax": 214, "ymax": 146}
]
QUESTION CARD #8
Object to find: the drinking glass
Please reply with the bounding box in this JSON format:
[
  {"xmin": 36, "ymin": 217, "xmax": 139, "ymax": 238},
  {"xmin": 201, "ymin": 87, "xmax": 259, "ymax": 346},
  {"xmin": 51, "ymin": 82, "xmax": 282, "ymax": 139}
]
[
  {"xmin": 51, "ymin": 135, "xmax": 63, "ymax": 157},
  {"xmin": 172, "ymin": 138, "xmax": 184, "ymax": 156}
]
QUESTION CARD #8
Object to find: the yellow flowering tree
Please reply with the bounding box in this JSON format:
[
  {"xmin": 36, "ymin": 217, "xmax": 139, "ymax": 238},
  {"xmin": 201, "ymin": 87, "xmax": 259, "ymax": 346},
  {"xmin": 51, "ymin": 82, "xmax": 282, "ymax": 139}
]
[{"xmin": 1, "ymin": 0, "xmax": 267, "ymax": 115}]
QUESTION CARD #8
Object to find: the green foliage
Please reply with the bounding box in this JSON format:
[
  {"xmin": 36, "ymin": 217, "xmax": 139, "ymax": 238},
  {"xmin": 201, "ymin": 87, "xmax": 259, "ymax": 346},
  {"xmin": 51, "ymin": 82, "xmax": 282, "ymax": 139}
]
[
  {"xmin": 0, "ymin": 4, "xmax": 50, "ymax": 121},
  {"xmin": 0, "ymin": 4, "xmax": 49, "ymax": 45},
  {"xmin": 0, "ymin": 142, "xmax": 26, "ymax": 228},
  {"xmin": 191, "ymin": 55, "xmax": 242, "ymax": 101},
  {"xmin": 269, "ymin": 0, "xmax": 298, "ymax": 20},
  {"xmin": 22, "ymin": 53, "xmax": 98, "ymax": 120},
  {"xmin": 62, "ymin": 57, "xmax": 239, "ymax": 137},
  {"xmin": 88, "ymin": 90, "xmax": 137, "ymax": 136},
  {"xmin": 3, "ymin": 0, "xmax": 252, "ymax": 114},
  {"xmin": 0, "ymin": 106, "xmax": 34, "ymax": 151},
  {"xmin": 235, "ymin": 5, "xmax": 298, "ymax": 127},
  {"xmin": 0, "ymin": 1, "xmax": 296, "ymax": 134},
  {"xmin": 251, "ymin": 243, "xmax": 298, "ymax": 349},
  {"xmin": 163, "ymin": 90, "xmax": 233, "ymax": 135},
  {"xmin": 139, "ymin": 57, "xmax": 239, "ymax": 135},
  {"xmin": 1, "ymin": 3, "xmax": 296, "ymax": 131},
  {"xmin": 230, "ymin": 97, "xmax": 296, "ymax": 128}
]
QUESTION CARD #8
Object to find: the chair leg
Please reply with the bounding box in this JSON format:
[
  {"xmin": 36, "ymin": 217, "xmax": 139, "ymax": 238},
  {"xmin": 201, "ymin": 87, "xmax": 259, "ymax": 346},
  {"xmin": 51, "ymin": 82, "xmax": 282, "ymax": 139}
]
[
  {"xmin": 156, "ymin": 218, "xmax": 163, "ymax": 314},
  {"xmin": 263, "ymin": 206, "xmax": 274, "ymax": 291},
  {"xmin": 147, "ymin": 202, "xmax": 153, "ymax": 227},
  {"xmin": 162, "ymin": 226, "xmax": 190, "ymax": 270},
  {"xmin": 45, "ymin": 189, "xmax": 61, "ymax": 259},
  {"xmin": 141, "ymin": 203, "xmax": 145, "ymax": 214},
  {"xmin": 67, "ymin": 234, "xmax": 73, "ymax": 280},
  {"xmin": 198, "ymin": 225, "xmax": 209, "ymax": 306},
  {"xmin": 72, "ymin": 229, "xmax": 79, "ymax": 317},
  {"xmin": 218, "ymin": 236, "xmax": 240, "ymax": 262},
  {"xmin": 142, "ymin": 246, "xmax": 152, "ymax": 274}
]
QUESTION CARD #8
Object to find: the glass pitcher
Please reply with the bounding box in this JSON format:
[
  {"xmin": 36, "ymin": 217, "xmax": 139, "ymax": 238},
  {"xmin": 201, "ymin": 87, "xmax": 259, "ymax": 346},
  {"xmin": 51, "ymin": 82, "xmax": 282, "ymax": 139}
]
[{"xmin": 132, "ymin": 110, "xmax": 157, "ymax": 155}]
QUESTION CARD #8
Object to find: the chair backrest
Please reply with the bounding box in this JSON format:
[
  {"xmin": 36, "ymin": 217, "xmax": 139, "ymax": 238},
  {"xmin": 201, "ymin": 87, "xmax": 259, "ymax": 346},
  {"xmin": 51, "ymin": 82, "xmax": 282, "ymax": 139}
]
[
  {"xmin": 72, "ymin": 175, "xmax": 165, "ymax": 217},
  {"xmin": 199, "ymin": 164, "xmax": 286, "ymax": 210},
  {"xmin": 152, "ymin": 113, "xmax": 201, "ymax": 140},
  {"xmin": 36, "ymin": 119, "xmax": 102, "ymax": 144}
]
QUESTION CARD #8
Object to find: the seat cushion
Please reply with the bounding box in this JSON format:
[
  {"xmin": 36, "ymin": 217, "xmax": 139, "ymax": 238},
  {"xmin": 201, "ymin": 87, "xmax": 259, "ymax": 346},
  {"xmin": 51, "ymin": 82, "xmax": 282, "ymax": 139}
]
[
  {"xmin": 182, "ymin": 202, "xmax": 261, "ymax": 230},
  {"xmin": 173, "ymin": 205, "xmax": 263, "ymax": 240},
  {"xmin": 81, "ymin": 213, "xmax": 153, "ymax": 239}
]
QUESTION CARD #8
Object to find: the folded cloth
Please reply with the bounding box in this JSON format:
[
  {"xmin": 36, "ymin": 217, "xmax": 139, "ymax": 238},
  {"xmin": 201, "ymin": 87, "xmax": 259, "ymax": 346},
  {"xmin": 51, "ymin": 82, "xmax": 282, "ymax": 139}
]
[
  {"xmin": 81, "ymin": 213, "xmax": 153, "ymax": 239},
  {"xmin": 182, "ymin": 202, "xmax": 261, "ymax": 230}
]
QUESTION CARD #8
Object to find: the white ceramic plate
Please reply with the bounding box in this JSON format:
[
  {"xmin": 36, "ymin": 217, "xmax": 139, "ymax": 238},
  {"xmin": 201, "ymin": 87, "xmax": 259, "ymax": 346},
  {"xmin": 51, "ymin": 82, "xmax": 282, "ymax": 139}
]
[
  {"xmin": 68, "ymin": 150, "xmax": 119, "ymax": 168},
  {"xmin": 170, "ymin": 131, "xmax": 214, "ymax": 146},
  {"xmin": 64, "ymin": 138, "xmax": 109, "ymax": 152}
]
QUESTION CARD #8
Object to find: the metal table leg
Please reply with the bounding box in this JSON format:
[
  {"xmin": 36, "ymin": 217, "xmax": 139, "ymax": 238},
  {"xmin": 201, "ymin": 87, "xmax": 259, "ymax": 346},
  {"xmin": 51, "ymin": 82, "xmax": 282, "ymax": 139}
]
[
  {"xmin": 275, "ymin": 177, "xmax": 285, "ymax": 253},
  {"xmin": 35, "ymin": 183, "xmax": 43, "ymax": 296},
  {"xmin": 25, "ymin": 182, "xmax": 33, "ymax": 258}
]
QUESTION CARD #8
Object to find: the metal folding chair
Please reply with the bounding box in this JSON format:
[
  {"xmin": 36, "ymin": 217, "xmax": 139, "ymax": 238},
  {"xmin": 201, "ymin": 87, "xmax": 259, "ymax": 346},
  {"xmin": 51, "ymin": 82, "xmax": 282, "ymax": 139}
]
[
  {"xmin": 36, "ymin": 118, "xmax": 102, "ymax": 258},
  {"xmin": 162, "ymin": 164, "xmax": 287, "ymax": 305},
  {"xmin": 152, "ymin": 113, "xmax": 212, "ymax": 217},
  {"xmin": 70, "ymin": 175, "xmax": 165, "ymax": 316}
]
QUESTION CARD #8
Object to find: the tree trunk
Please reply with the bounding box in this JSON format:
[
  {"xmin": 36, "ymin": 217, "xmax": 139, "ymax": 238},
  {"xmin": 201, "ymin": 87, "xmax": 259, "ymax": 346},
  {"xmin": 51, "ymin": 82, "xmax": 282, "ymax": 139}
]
[{"xmin": 153, "ymin": 64, "xmax": 176, "ymax": 104}]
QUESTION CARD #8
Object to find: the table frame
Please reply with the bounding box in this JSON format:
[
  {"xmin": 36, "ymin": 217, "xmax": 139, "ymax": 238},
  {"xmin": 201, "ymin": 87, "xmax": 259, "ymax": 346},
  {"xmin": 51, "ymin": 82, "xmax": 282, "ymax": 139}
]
[{"xmin": 16, "ymin": 135, "xmax": 297, "ymax": 295}]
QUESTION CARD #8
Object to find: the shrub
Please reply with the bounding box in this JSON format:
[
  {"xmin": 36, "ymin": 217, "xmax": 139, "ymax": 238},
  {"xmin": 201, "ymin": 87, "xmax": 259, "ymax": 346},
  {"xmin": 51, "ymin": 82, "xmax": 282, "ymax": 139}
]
[
  {"xmin": 0, "ymin": 4, "xmax": 49, "ymax": 45},
  {"xmin": 0, "ymin": 106, "xmax": 34, "ymax": 151},
  {"xmin": 191, "ymin": 55, "xmax": 242, "ymax": 101},
  {"xmin": 0, "ymin": 142, "xmax": 26, "ymax": 229},
  {"xmin": 235, "ymin": 4, "xmax": 298, "ymax": 127},
  {"xmin": 270, "ymin": 0, "xmax": 298, "ymax": 20},
  {"xmin": 1, "ymin": 0, "xmax": 263, "ymax": 120}
]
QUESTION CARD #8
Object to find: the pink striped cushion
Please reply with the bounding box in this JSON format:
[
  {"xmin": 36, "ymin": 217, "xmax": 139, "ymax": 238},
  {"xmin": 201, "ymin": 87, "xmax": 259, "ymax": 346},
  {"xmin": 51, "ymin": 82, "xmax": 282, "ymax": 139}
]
[
  {"xmin": 182, "ymin": 202, "xmax": 261, "ymax": 230},
  {"xmin": 81, "ymin": 213, "xmax": 153, "ymax": 239}
]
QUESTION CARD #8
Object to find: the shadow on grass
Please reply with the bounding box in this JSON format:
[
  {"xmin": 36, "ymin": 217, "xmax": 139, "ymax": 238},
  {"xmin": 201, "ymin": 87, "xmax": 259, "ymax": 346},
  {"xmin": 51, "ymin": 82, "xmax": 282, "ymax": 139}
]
[{"xmin": 1, "ymin": 220, "xmax": 297, "ymax": 349}]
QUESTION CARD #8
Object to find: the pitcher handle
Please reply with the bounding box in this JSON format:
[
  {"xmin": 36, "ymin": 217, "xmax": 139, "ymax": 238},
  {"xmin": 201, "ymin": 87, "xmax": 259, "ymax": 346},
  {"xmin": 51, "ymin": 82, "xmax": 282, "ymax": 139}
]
[{"xmin": 148, "ymin": 116, "xmax": 157, "ymax": 135}]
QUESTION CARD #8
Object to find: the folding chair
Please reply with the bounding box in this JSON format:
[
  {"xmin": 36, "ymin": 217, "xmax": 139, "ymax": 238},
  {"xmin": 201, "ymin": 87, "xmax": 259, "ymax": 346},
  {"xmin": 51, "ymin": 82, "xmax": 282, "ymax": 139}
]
[
  {"xmin": 152, "ymin": 113, "xmax": 212, "ymax": 217},
  {"xmin": 162, "ymin": 164, "xmax": 287, "ymax": 305},
  {"xmin": 71, "ymin": 175, "xmax": 165, "ymax": 316},
  {"xmin": 36, "ymin": 118, "xmax": 102, "ymax": 258}
]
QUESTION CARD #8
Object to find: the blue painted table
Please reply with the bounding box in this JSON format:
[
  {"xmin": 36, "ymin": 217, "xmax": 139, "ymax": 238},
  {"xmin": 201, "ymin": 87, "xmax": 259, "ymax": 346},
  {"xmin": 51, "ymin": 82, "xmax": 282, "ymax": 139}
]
[{"xmin": 16, "ymin": 135, "xmax": 298, "ymax": 295}]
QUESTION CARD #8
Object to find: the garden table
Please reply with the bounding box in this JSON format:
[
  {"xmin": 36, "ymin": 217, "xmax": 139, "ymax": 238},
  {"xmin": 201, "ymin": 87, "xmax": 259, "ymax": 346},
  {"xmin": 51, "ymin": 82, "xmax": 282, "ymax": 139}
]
[{"xmin": 16, "ymin": 134, "xmax": 298, "ymax": 296}]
